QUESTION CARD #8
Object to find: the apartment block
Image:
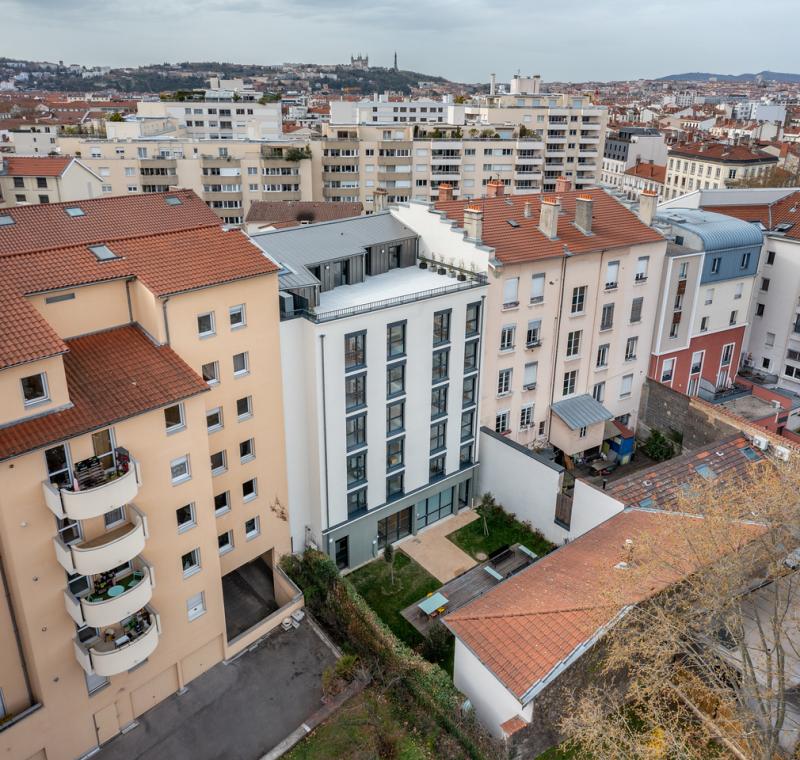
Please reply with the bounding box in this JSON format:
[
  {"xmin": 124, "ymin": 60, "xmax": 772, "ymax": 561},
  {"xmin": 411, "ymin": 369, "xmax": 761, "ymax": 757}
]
[
  {"xmin": 600, "ymin": 126, "xmax": 667, "ymax": 190},
  {"xmin": 252, "ymin": 210, "xmax": 486, "ymax": 569},
  {"xmin": 56, "ymin": 135, "xmax": 314, "ymax": 225},
  {"xmin": 648, "ymin": 207, "xmax": 763, "ymax": 395},
  {"xmin": 663, "ymin": 143, "xmax": 778, "ymax": 201},
  {"xmin": 395, "ymin": 183, "xmax": 666, "ymax": 460},
  {"xmin": 0, "ymin": 192, "xmax": 296, "ymax": 759},
  {"xmin": 0, "ymin": 156, "xmax": 102, "ymax": 208}
]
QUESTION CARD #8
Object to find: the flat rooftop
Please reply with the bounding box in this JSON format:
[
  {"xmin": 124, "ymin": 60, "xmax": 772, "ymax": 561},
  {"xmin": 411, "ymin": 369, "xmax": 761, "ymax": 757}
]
[
  {"xmin": 717, "ymin": 393, "xmax": 784, "ymax": 422},
  {"xmin": 317, "ymin": 266, "xmax": 460, "ymax": 313}
]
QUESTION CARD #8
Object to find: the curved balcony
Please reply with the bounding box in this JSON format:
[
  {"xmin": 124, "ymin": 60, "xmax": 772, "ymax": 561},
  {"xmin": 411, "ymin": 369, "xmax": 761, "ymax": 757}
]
[
  {"xmin": 64, "ymin": 558, "xmax": 154, "ymax": 629},
  {"xmin": 43, "ymin": 459, "xmax": 140, "ymax": 521},
  {"xmin": 74, "ymin": 606, "xmax": 161, "ymax": 677},
  {"xmin": 54, "ymin": 504, "xmax": 148, "ymax": 576}
]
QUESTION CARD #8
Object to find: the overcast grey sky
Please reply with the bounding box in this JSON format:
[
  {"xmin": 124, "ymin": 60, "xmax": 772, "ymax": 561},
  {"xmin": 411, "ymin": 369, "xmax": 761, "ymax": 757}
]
[{"xmin": 4, "ymin": 0, "xmax": 797, "ymax": 82}]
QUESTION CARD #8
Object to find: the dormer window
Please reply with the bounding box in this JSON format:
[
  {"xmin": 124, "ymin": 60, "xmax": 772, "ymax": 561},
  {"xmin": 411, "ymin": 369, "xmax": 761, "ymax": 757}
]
[{"xmin": 21, "ymin": 372, "xmax": 49, "ymax": 406}]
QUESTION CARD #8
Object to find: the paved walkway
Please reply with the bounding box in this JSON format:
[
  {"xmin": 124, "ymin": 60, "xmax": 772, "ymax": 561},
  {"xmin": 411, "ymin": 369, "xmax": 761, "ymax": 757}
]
[{"xmin": 400, "ymin": 509, "xmax": 478, "ymax": 582}]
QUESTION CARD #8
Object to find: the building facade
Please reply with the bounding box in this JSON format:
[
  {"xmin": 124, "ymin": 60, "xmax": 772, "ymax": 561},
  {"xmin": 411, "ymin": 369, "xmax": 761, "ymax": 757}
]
[
  {"xmin": 0, "ymin": 191, "xmax": 296, "ymax": 760},
  {"xmin": 648, "ymin": 207, "xmax": 763, "ymax": 396},
  {"xmin": 600, "ymin": 126, "xmax": 667, "ymax": 190},
  {"xmin": 0, "ymin": 155, "xmax": 102, "ymax": 207},
  {"xmin": 252, "ymin": 212, "xmax": 485, "ymax": 569}
]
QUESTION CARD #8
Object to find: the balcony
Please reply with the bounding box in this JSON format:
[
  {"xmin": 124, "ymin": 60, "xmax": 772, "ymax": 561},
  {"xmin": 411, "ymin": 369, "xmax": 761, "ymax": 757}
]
[
  {"xmin": 64, "ymin": 557, "xmax": 154, "ymax": 629},
  {"xmin": 43, "ymin": 458, "xmax": 140, "ymax": 521},
  {"xmin": 54, "ymin": 505, "xmax": 148, "ymax": 576},
  {"xmin": 73, "ymin": 606, "xmax": 160, "ymax": 677}
]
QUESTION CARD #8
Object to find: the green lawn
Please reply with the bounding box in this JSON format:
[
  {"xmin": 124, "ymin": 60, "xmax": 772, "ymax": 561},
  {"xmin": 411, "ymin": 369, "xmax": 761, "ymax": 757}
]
[
  {"xmin": 284, "ymin": 688, "xmax": 436, "ymax": 760},
  {"xmin": 347, "ymin": 551, "xmax": 441, "ymax": 648},
  {"xmin": 447, "ymin": 505, "xmax": 555, "ymax": 560}
]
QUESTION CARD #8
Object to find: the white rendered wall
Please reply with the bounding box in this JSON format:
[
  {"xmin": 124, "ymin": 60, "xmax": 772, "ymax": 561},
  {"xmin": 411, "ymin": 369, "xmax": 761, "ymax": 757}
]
[{"xmin": 568, "ymin": 479, "xmax": 625, "ymax": 539}]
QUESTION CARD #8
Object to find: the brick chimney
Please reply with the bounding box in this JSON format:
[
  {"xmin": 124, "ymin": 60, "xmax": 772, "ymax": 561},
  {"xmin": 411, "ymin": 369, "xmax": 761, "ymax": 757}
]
[
  {"xmin": 574, "ymin": 194, "xmax": 593, "ymax": 235},
  {"xmin": 555, "ymin": 176, "xmax": 572, "ymax": 193},
  {"xmin": 438, "ymin": 182, "xmax": 453, "ymax": 202},
  {"xmin": 373, "ymin": 187, "xmax": 387, "ymax": 212},
  {"xmin": 463, "ymin": 205, "xmax": 483, "ymax": 242},
  {"xmin": 538, "ymin": 196, "xmax": 560, "ymax": 240},
  {"xmin": 523, "ymin": 200, "xmax": 532, "ymax": 218},
  {"xmin": 486, "ymin": 179, "xmax": 505, "ymax": 198},
  {"xmin": 638, "ymin": 189, "xmax": 658, "ymax": 227}
]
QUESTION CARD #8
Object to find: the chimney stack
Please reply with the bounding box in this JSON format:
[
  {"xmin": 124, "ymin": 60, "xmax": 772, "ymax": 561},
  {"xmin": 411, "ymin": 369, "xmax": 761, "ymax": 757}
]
[
  {"xmin": 486, "ymin": 178, "xmax": 504, "ymax": 198},
  {"xmin": 373, "ymin": 187, "xmax": 388, "ymax": 212},
  {"xmin": 438, "ymin": 182, "xmax": 453, "ymax": 202},
  {"xmin": 523, "ymin": 201, "xmax": 532, "ymax": 219},
  {"xmin": 555, "ymin": 176, "xmax": 572, "ymax": 193},
  {"xmin": 463, "ymin": 205, "xmax": 483, "ymax": 242},
  {"xmin": 574, "ymin": 194, "xmax": 593, "ymax": 235},
  {"xmin": 638, "ymin": 189, "xmax": 658, "ymax": 227},
  {"xmin": 538, "ymin": 196, "xmax": 560, "ymax": 240}
]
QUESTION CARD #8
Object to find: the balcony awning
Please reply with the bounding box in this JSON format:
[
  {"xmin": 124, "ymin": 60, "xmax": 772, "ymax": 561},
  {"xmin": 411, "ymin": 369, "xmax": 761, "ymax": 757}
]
[{"xmin": 551, "ymin": 394, "xmax": 613, "ymax": 431}]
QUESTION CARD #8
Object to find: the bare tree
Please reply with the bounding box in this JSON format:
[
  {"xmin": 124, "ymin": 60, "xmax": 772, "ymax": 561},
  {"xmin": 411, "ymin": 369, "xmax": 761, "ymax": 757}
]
[{"xmin": 561, "ymin": 457, "xmax": 800, "ymax": 760}]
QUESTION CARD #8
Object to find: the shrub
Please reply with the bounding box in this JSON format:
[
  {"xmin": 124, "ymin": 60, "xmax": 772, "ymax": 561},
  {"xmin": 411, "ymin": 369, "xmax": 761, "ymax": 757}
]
[
  {"xmin": 641, "ymin": 430, "xmax": 674, "ymax": 462},
  {"xmin": 421, "ymin": 622, "xmax": 453, "ymax": 666}
]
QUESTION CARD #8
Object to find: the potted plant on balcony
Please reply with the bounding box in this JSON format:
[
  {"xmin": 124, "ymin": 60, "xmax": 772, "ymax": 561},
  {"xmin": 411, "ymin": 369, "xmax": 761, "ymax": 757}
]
[
  {"xmin": 446, "ymin": 258, "xmax": 457, "ymax": 278},
  {"xmin": 419, "ymin": 256, "xmax": 428, "ymax": 270},
  {"xmin": 456, "ymin": 258, "xmax": 467, "ymax": 281}
]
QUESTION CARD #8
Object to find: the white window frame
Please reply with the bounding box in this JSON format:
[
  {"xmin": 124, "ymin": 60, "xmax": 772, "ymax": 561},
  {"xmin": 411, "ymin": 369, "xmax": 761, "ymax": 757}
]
[
  {"xmin": 519, "ymin": 404, "xmax": 534, "ymax": 429},
  {"xmin": 237, "ymin": 396, "xmax": 253, "ymax": 420},
  {"xmin": 202, "ymin": 360, "xmax": 220, "ymax": 386},
  {"xmin": 182, "ymin": 548, "xmax": 201, "ymax": 578},
  {"xmin": 21, "ymin": 372, "xmax": 49, "ymax": 407},
  {"xmin": 214, "ymin": 491, "xmax": 231, "ymax": 516},
  {"xmin": 176, "ymin": 503, "xmax": 197, "ymax": 533},
  {"xmin": 206, "ymin": 407, "xmax": 223, "ymax": 432},
  {"xmin": 164, "ymin": 402, "xmax": 185, "ymax": 433},
  {"xmin": 104, "ymin": 506, "xmax": 126, "ymax": 530},
  {"xmin": 232, "ymin": 351, "xmax": 250, "ymax": 377},
  {"xmin": 660, "ymin": 358, "xmax": 675, "ymax": 384},
  {"xmin": 170, "ymin": 455, "xmax": 191, "ymax": 484},
  {"xmin": 218, "ymin": 530, "xmax": 234, "ymax": 556},
  {"xmin": 497, "ymin": 368, "xmax": 512, "ymax": 397},
  {"xmin": 530, "ymin": 273, "xmax": 545, "ymax": 304},
  {"xmin": 187, "ymin": 591, "xmax": 206, "ymax": 621},
  {"xmin": 245, "ymin": 516, "xmax": 261, "ymax": 540},
  {"xmin": 500, "ymin": 324, "xmax": 515, "ymax": 352},
  {"xmin": 210, "ymin": 450, "xmax": 227, "ymax": 476},
  {"xmin": 242, "ymin": 478, "xmax": 258, "ymax": 502},
  {"xmin": 197, "ymin": 311, "xmax": 216, "ymax": 338},
  {"xmin": 229, "ymin": 304, "xmax": 246, "ymax": 329},
  {"xmin": 240, "ymin": 438, "xmax": 255, "ymax": 463}
]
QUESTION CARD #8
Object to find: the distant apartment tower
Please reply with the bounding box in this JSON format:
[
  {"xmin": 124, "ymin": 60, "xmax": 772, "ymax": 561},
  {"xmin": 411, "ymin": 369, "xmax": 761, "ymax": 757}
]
[
  {"xmin": 0, "ymin": 192, "xmax": 297, "ymax": 760},
  {"xmin": 648, "ymin": 207, "xmax": 763, "ymax": 395},
  {"xmin": 252, "ymin": 211, "xmax": 486, "ymax": 569},
  {"xmin": 600, "ymin": 127, "xmax": 667, "ymax": 190}
]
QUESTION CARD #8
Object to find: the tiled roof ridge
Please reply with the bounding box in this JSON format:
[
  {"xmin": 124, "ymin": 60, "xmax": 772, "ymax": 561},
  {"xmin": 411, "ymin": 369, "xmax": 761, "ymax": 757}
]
[{"xmin": 447, "ymin": 603, "xmax": 612, "ymax": 624}]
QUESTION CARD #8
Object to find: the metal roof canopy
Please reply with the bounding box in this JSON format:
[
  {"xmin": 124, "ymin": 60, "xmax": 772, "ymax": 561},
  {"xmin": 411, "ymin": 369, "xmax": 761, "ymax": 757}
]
[
  {"xmin": 656, "ymin": 207, "xmax": 764, "ymax": 251},
  {"xmin": 551, "ymin": 394, "xmax": 613, "ymax": 430}
]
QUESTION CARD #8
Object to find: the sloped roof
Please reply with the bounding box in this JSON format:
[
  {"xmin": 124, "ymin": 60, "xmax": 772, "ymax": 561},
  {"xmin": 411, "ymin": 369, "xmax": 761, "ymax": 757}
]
[
  {"xmin": 1, "ymin": 156, "xmax": 73, "ymax": 177},
  {"xmin": 445, "ymin": 508, "xmax": 760, "ymax": 700},
  {"xmin": 656, "ymin": 208, "xmax": 764, "ymax": 251},
  {"xmin": 625, "ymin": 162, "xmax": 666, "ymax": 183},
  {"xmin": 434, "ymin": 189, "xmax": 663, "ymax": 265},
  {"xmin": 606, "ymin": 435, "xmax": 765, "ymax": 509},
  {"xmin": 245, "ymin": 200, "xmax": 362, "ymax": 227},
  {"xmin": 551, "ymin": 393, "xmax": 613, "ymax": 430},
  {"xmin": 668, "ymin": 143, "xmax": 778, "ymax": 164},
  {"xmin": 703, "ymin": 189, "xmax": 800, "ymax": 242},
  {"xmin": 0, "ymin": 325, "xmax": 208, "ymax": 462}
]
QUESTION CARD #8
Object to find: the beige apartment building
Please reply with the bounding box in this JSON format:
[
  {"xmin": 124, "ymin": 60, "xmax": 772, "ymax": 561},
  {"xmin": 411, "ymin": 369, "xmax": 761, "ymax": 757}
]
[
  {"xmin": 0, "ymin": 156, "xmax": 102, "ymax": 208},
  {"xmin": 395, "ymin": 183, "xmax": 666, "ymax": 458},
  {"xmin": 0, "ymin": 191, "xmax": 298, "ymax": 760},
  {"xmin": 663, "ymin": 143, "xmax": 778, "ymax": 200},
  {"xmin": 55, "ymin": 135, "xmax": 314, "ymax": 225}
]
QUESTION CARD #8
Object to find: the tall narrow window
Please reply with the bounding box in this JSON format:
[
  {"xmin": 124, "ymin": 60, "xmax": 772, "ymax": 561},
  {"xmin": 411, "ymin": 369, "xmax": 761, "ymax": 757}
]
[
  {"xmin": 530, "ymin": 273, "xmax": 545, "ymax": 304},
  {"xmin": 502, "ymin": 277, "xmax": 520, "ymax": 308},
  {"xmin": 433, "ymin": 310, "xmax": 451, "ymax": 345},
  {"xmin": 630, "ymin": 297, "xmax": 643, "ymax": 324},
  {"xmin": 600, "ymin": 303, "xmax": 614, "ymax": 331},
  {"xmin": 345, "ymin": 332, "xmax": 366, "ymax": 370},
  {"xmin": 497, "ymin": 368, "xmax": 512, "ymax": 395},
  {"xmin": 523, "ymin": 362, "xmax": 538, "ymax": 389},
  {"xmin": 571, "ymin": 286, "xmax": 587, "ymax": 314},
  {"xmin": 387, "ymin": 322, "xmax": 406, "ymax": 359},
  {"xmin": 635, "ymin": 256, "xmax": 649, "ymax": 281},
  {"xmin": 566, "ymin": 330, "xmax": 582, "ymax": 358},
  {"xmin": 605, "ymin": 261, "xmax": 620, "ymax": 289},
  {"xmin": 562, "ymin": 370, "xmax": 577, "ymax": 396}
]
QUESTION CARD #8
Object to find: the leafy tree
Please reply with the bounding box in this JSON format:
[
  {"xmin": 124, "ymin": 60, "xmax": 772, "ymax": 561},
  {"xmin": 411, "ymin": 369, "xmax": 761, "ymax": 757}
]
[
  {"xmin": 383, "ymin": 543, "xmax": 395, "ymax": 586},
  {"xmin": 107, "ymin": 112, "xmax": 124, "ymax": 122},
  {"xmin": 641, "ymin": 429, "xmax": 674, "ymax": 462}
]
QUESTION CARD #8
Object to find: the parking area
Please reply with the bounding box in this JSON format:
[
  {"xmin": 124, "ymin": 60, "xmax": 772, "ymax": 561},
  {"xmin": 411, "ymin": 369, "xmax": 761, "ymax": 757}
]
[{"xmin": 98, "ymin": 619, "xmax": 338, "ymax": 760}]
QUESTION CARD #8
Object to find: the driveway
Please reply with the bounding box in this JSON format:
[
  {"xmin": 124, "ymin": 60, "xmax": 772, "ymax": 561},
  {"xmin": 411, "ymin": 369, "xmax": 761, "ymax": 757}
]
[
  {"xmin": 98, "ymin": 619, "xmax": 338, "ymax": 760},
  {"xmin": 400, "ymin": 509, "xmax": 478, "ymax": 582}
]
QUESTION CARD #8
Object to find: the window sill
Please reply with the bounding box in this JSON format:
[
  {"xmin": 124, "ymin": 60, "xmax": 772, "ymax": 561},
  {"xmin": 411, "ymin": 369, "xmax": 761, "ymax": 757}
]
[
  {"xmin": 501, "ymin": 303, "xmax": 520, "ymax": 312},
  {"xmin": 23, "ymin": 396, "xmax": 50, "ymax": 409},
  {"xmin": 188, "ymin": 609, "xmax": 207, "ymax": 623},
  {"xmin": 198, "ymin": 332, "xmax": 216, "ymax": 340},
  {"xmin": 624, "ymin": 357, "xmax": 637, "ymax": 363},
  {"xmin": 529, "ymin": 299, "xmax": 544, "ymax": 307},
  {"xmin": 245, "ymin": 531, "xmax": 260, "ymax": 541},
  {"xmin": 233, "ymin": 371, "xmax": 250, "ymax": 379},
  {"xmin": 243, "ymin": 493, "xmax": 257, "ymax": 503},
  {"xmin": 496, "ymin": 392, "xmax": 512, "ymax": 399},
  {"xmin": 166, "ymin": 424, "xmax": 186, "ymax": 435},
  {"xmin": 218, "ymin": 545, "xmax": 234, "ymax": 556},
  {"xmin": 554, "ymin": 518, "xmax": 571, "ymax": 530},
  {"xmin": 231, "ymin": 323, "xmax": 246, "ymax": 330},
  {"xmin": 211, "ymin": 468, "xmax": 227, "ymax": 477},
  {"xmin": 240, "ymin": 454, "xmax": 255, "ymax": 464},
  {"xmin": 172, "ymin": 475, "xmax": 191, "ymax": 486},
  {"xmin": 498, "ymin": 347, "xmax": 515, "ymax": 354},
  {"xmin": 237, "ymin": 413, "xmax": 253, "ymax": 422},
  {"xmin": 206, "ymin": 379, "xmax": 220, "ymax": 387},
  {"xmin": 207, "ymin": 424, "xmax": 223, "ymax": 434},
  {"xmin": 619, "ymin": 393, "xmax": 632, "ymax": 399},
  {"xmin": 178, "ymin": 522, "xmax": 196, "ymax": 534},
  {"xmin": 215, "ymin": 507, "xmax": 231, "ymax": 518},
  {"xmin": 183, "ymin": 566, "xmax": 201, "ymax": 579}
]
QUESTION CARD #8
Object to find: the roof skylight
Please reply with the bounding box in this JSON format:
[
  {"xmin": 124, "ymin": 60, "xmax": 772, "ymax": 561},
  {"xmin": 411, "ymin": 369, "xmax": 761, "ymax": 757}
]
[
  {"xmin": 507, "ymin": 219, "xmax": 520, "ymax": 228},
  {"xmin": 0, "ymin": 214, "xmax": 14, "ymax": 227},
  {"xmin": 165, "ymin": 196, "xmax": 182, "ymax": 206},
  {"xmin": 65, "ymin": 206, "xmax": 85, "ymax": 217},
  {"xmin": 695, "ymin": 463, "xmax": 716, "ymax": 480},
  {"xmin": 88, "ymin": 244, "xmax": 119, "ymax": 261}
]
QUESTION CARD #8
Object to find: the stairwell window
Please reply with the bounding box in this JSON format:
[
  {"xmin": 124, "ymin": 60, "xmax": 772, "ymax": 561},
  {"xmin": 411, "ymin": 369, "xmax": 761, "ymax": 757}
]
[{"xmin": 740, "ymin": 252, "xmax": 751, "ymax": 269}]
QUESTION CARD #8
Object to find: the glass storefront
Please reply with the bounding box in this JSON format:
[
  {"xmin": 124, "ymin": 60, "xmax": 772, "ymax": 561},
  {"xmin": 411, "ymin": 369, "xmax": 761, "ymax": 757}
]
[
  {"xmin": 377, "ymin": 507, "xmax": 412, "ymax": 548},
  {"xmin": 416, "ymin": 487, "xmax": 454, "ymax": 529}
]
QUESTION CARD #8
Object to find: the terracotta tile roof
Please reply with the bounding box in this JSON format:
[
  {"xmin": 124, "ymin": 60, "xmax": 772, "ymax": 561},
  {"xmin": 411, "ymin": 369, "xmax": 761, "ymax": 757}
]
[
  {"xmin": 668, "ymin": 142, "xmax": 779, "ymax": 164},
  {"xmin": 0, "ymin": 325, "xmax": 208, "ymax": 462},
  {"xmin": 434, "ymin": 189, "xmax": 663, "ymax": 265},
  {"xmin": 0, "ymin": 189, "xmax": 218, "ymax": 257},
  {"xmin": 445, "ymin": 508, "xmax": 760, "ymax": 699},
  {"xmin": 624, "ymin": 162, "xmax": 666, "ymax": 183},
  {"xmin": 606, "ymin": 435, "xmax": 765, "ymax": 509},
  {"xmin": 1, "ymin": 156, "xmax": 73, "ymax": 177},
  {"xmin": 0, "ymin": 191, "xmax": 276, "ymax": 369},
  {"xmin": 245, "ymin": 200, "xmax": 363, "ymax": 227},
  {"xmin": 500, "ymin": 716, "xmax": 528, "ymax": 737},
  {"xmin": 703, "ymin": 190, "xmax": 800, "ymax": 242}
]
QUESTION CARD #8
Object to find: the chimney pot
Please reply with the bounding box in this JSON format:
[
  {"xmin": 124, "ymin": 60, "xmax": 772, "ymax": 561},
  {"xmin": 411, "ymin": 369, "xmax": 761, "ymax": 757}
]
[
  {"xmin": 463, "ymin": 205, "xmax": 483, "ymax": 242},
  {"xmin": 486, "ymin": 179, "xmax": 504, "ymax": 198}
]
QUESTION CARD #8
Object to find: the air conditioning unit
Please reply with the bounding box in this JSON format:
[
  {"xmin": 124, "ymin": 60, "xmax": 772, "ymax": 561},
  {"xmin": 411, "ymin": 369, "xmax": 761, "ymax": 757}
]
[
  {"xmin": 752, "ymin": 435, "xmax": 769, "ymax": 450},
  {"xmin": 774, "ymin": 446, "xmax": 791, "ymax": 462}
]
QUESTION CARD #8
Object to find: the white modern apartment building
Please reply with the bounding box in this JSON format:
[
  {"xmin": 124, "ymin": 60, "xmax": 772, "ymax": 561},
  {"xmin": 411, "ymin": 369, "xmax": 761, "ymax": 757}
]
[
  {"xmin": 601, "ymin": 126, "xmax": 667, "ymax": 190},
  {"xmin": 672, "ymin": 187, "xmax": 800, "ymax": 391},
  {"xmin": 329, "ymin": 95, "xmax": 465, "ymax": 125},
  {"xmin": 395, "ymin": 184, "xmax": 667, "ymax": 461},
  {"xmin": 251, "ymin": 207, "xmax": 486, "ymax": 569}
]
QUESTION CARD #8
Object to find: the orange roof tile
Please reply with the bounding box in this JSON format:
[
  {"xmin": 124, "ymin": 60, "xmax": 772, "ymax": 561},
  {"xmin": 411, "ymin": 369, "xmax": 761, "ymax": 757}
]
[
  {"xmin": 624, "ymin": 162, "xmax": 666, "ymax": 183},
  {"xmin": 245, "ymin": 200, "xmax": 363, "ymax": 226},
  {"xmin": 0, "ymin": 325, "xmax": 208, "ymax": 461},
  {"xmin": 668, "ymin": 142, "xmax": 778, "ymax": 164},
  {"xmin": 445, "ymin": 508, "xmax": 760, "ymax": 699},
  {"xmin": 1, "ymin": 156, "xmax": 73, "ymax": 177},
  {"xmin": 703, "ymin": 190, "xmax": 800, "ymax": 242},
  {"xmin": 435, "ymin": 189, "xmax": 663, "ymax": 265}
]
